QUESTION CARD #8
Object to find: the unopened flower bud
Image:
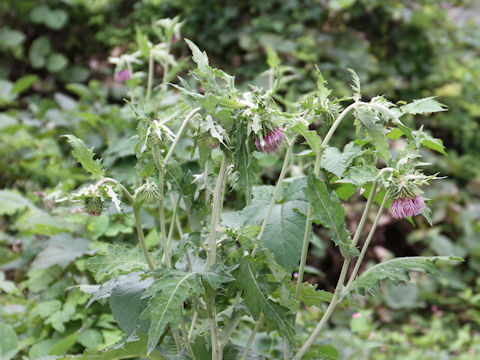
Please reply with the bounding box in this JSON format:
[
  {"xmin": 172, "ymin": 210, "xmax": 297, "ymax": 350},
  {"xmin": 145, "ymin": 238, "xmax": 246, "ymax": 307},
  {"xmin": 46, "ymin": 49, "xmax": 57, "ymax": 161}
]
[
  {"xmin": 135, "ymin": 181, "xmax": 162, "ymax": 205},
  {"xmin": 84, "ymin": 195, "xmax": 105, "ymax": 216},
  {"xmin": 254, "ymin": 127, "xmax": 285, "ymax": 153}
]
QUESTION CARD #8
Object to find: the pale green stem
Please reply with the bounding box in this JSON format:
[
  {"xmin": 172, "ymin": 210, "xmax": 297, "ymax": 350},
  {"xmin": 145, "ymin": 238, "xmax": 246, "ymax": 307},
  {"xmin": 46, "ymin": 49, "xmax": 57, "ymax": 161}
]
[
  {"xmin": 206, "ymin": 293, "xmax": 222, "ymax": 360},
  {"xmin": 188, "ymin": 309, "xmax": 198, "ymax": 339},
  {"xmin": 220, "ymin": 311, "xmax": 243, "ymax": 348},
  {"xmin": 283, "ymin": 337, "xmax": 290, "ymax": 360},
  {"xmin": 206, "ymin": 154, "xmax": 228, "ymax": 270},
  {"xmin": 294, "ymin": 183, "xmax": 380, "ymax": 359},
  {"xmin": 162, "ymin": 40, "xmax": 171, "ymax": 91},
  {"xmin": 164, "ymin": 195, "xmax": 180, "ymax": 262},
  {"xmin": 158, "ymin": 169, "xmax": 171, "ymax": 267},
  {"xmin": 146, "ymin": 52, "xmax": 154, "ymax": 101},
  {"xmin": 239, "ymin": 313, "xmax": 264, "ymax": 360},
  {"xmin": 161, "ymin": 107, "xmax": 201, "ymax": 171},
  {"xmin": 295, "ymin": 151, "xmax": 321, "ymax": 298},
  {"xmin": 180, "ymin": 318, "xmax": 196, "ymax": 360},
  {"xmin": 133, "ymin": 206, "xmax": 155, "ymax": 271},
  {"xmin": 345, "ymin": 191, "xmax": 389, "ymax": 291}
]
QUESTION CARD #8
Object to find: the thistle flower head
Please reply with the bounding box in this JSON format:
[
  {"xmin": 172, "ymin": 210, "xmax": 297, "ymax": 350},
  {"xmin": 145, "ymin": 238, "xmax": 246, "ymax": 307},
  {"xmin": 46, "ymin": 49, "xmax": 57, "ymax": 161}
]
[
  {"xmin": 390, "ymin": 196, "xmax": 425, "ymax": 219},
  {"xmin": 114, "ymin": 69, "xmax": 131, "ymax": 82},
  {"xmin": 254, "ymin": 126, "xmax": 285, "ymax": 153}
]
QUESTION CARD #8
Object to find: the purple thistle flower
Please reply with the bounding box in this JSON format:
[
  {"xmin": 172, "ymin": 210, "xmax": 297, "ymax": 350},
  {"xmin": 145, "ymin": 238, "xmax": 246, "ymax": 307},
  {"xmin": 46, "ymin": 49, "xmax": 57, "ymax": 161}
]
[
  {"xmin": 254, "ymin": 126, "xmax": 285, "ymax": 153},
  {"xmin": 389, "ymin": 196, "xmax": 425, "ymax": 219},
  {"xmin": 114, "ymin": 69, "xmax": 131, "ymax": 82}
]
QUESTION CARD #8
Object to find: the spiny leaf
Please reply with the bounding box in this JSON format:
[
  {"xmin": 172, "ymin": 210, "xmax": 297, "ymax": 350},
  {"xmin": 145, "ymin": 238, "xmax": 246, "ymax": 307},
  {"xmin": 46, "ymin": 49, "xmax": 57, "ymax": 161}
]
[
  {"xmin": 234, "ymin": 256, "xmax": 295, "ymax": 345},
  {"xmin": 86, "ymin": 245, "xmax": 149, "ymax": 282},
  {"xmin": 298, "ymin": 283, "xmax": 333, "ymax": 307},
  {"xmin": 400, "ymin": 97, "xmax": 447, "ymax": 115},
  {"xmin": 320, "ymin": 142, "xmax": 363, "ymax": 178},
  {"xmin": 352, "ymin": 256, "xmax": 463, "ymax": 296},
  {"xmin": 141, "ymin": 270, "xmax": 201, "ymax": 354},
  {"xmin": 303, "ymin": 174, "xmax": 353, "ymax": 256},
  {"xmin": 63, "ymin": 134, "xmax": 104, "ymax": 179},
  {"xmin": 185, "ymin": 38, "xmax": 209, "ymax": 67},
  {"xmin": 348, "ymin": 68, "xmax": 361, "ymax": 101}
]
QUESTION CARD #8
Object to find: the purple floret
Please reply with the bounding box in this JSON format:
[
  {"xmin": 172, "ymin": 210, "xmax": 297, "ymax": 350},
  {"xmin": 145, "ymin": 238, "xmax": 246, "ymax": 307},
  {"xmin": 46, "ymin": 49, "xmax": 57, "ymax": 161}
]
[
  {"xmin": 389, "ymin": 196, "xmax": 425, "ymax": 219},
  {"xmin": 114, "ymin": 69, "xmax": 131, "ymax": 82},
  {"xmin": 254, "ymin": 127, "xmax": 285, "ymax": 153}
]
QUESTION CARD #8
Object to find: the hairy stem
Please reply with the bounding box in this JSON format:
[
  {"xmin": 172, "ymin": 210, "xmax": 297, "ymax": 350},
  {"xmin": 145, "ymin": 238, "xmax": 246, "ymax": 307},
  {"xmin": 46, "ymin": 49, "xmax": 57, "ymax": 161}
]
[
  {"xmin": 133, "ymin": 206, "xmax": 155, "ymax": 271},
  {"xmin": 294, "ymin": 182, "xmax": 380, "ymax": 359},
  {"xmin": 295, "ymin": 151, "xmax": 321, "ymax": 298},
  {"xmin": 206, "ymin": 154, "xmax": 228, "ymax": 270},
  {"xmin": 180, "ymin": 318, "xmax": 196, "ymax": 360},
  {"xmin": 322, "ymin": 102, "xmax": 360, "ymax": 147},
  {"xmin": 206, "ymin": 292, "xmax": 222, "ymax": 360},
  {"xmin": 239, "ymin": 314, "xmax": 264, "ymax": 360},
  {"xmin": 146, "ymin": 52, "xmax": 154, "ymax": 101},
  {"xmin": 345, "ymin": 191, "xmax": 388, "ymax": 291}
]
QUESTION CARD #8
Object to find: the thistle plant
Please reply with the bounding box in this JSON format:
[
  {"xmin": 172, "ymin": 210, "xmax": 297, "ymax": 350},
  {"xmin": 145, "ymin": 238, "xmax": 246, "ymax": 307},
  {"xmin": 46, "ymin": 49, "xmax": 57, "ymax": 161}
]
[{"xmin": 63, "ymin": 19, "xmax": 461, "ymax": 360}]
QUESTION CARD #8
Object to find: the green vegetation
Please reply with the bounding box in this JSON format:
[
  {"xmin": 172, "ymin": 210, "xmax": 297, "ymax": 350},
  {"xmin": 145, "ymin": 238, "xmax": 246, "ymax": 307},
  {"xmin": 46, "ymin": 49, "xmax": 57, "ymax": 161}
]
[{"xmin": 1, "ymin": 1, "xmax": 479, "ymax": 359}]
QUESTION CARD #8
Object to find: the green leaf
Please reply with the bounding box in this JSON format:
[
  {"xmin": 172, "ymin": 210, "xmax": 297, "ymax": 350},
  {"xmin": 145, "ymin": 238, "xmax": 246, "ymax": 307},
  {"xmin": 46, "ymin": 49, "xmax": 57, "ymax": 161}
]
[
  {"xmin": 356, "ymin": 108, "xmax": 389, "ymax": 160},
  {"xmin": 298, "ymin": 283, "xmax": 333, "ymax": 307},
  {"xmin": 222, "ymin": 185, "xmax": 308, "ymax": 272},
  {"xmin": 110, "ymin": 274, "xmax": 153, "ymax": 339},
  {"xmin": 266, "ymin": 45, "xmax": 280, "ymax": 68},
  {"xmin": 11, "ymin": 75, "xmax": 37, "ymax": 95},
  {"xmin": 0, "ymin": 190, "xmax": 32, "ymax": 215},
  {"xmin": 0, "ymin": 28, "xmax": 25, "ymax": 48},
  {"xmin": 140, "ymin": 270, "xmax": 200, "ymax": 354},
  {"xmin": 136, "ymin": 28, "xmax": 151, "ymax": 57},
  {"xmin": 348, "ymin": 68, "xmax": 361, "ymax": 101},
  {"xmin": 63, "ymin": 134, "xmax": 104, "ymax": 179},
  {"xmin": 412, "ymin": 128, "xmax": 447, "ymax": 155},
  {"xmin": 234, "ymin": 125, "xmax": 256, "ymax": 203},
  {"xmin": 185, "ymin": 39, "xmax": 209, "ymax": 67},
  {"xmin": 352, "ymin": 256, "xmax": 463, "ymax": 296},
  {"xmin": 320, "ymin": 142, "xmax": 363, "ymax": 178},
  {"xmin": 29, "ymin": 36, "xmax": 51, "ymax": 68},
  {"xmin": 63, "ymin": 335, "xmax": 163, "ymax": 360},
  {"xmin": 32, "ymin": 233, "xmax": 91, "ymax": 269},
  {"xmin": 44, "ymin": 9, "xmax": 68, "ymax": 30},
  {"xmin": 86, "ymin": 245, "xmax": 149, "ymax": 282},
  {"xmin": 293, "ymin": 123, "xmax": 322, "ymax": 150},
  {"xmin": 49, "ymin": 333, "xmax": 78, "ymax": 356},
  {"xmin": 201, "ymin": 264, "xmax": 236, "ymax": 289},
  {"xmin": 401, "ymin": 97, "xmax": 447, "ymax": 115},
  {"xmin": 304, "ymin": 174, "xmax": 352, "ymax": 256},
  {"xmin": 78, "ymin": 329, "xmax": 104, "ymax": 351},
  {"xmin": 0, "ymin": 323, "xmax": 18, "ymax": 360},
  {"xmin": 46, "ymin": 53, "xmax": 68, "ymax": 72},
  {"xmin": 234, "ymin": 257, "xmax": 295, "ymax": 345}
]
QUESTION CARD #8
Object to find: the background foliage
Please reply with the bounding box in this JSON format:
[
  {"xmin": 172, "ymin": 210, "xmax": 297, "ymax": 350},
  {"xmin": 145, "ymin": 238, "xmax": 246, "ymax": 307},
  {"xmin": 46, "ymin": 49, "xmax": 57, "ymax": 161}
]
[{"xmin": 1, "ymin": 0, "xmax": 480, "ymax": 358}]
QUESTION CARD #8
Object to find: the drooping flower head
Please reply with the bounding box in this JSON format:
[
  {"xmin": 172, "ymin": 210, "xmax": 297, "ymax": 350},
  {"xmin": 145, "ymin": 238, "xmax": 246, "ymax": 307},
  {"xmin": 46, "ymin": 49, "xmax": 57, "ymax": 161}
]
[
  {"xmin": 390, "ymin": 196, "xmax": 425, "ymax": 219},
  {"xmin": 134, "ymin": 179, "xmax": 162, "ymax": 206},
  {"xmin": 114, "ymin": 69, "xmax": 131, "ymax": 82},
  {"xmin": 254, "ymin": 126, "xmax": 285, "ymax": 153},
  {"xmin": 83, "ymin": 192, "xmax": 105, "ymax": 216}
]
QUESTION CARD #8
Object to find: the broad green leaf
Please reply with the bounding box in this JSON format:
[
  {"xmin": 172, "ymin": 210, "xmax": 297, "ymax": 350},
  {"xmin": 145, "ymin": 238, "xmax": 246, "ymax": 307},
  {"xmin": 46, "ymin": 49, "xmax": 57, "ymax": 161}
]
[
  {"xmin": 338, "ymin": 165, "xmax": 379, "ymax": 188},
  {"xmin": 304, "ymin": 174, "xmax": 353, "ymax": 256},
  {"xmin": 110, "ymin": 275, "xmax": 153, "ymax": 339},
  {"xmin": 32, "ymin": 233, "xmax": 91, "ymax": 269},
  {"xmin": 266, "ymin": 45, "xmax": 280, "ymax": 68},
  {"xmin": 64, "ymin": 134, "xmax": 104, "ymax": 179},
  {"xmin": 16, "ymin": 208, "xmax": 71, "ymax": 235},
  {"xmin": 401, "ymin": 97, "xmax": 447, "ymax": 115},
  {"xmin": 222, "ymin": 185, "xmax": 308, "ymax": 272},
  {"xmin": 320, "ymin": 142, "xmax": 363, "ymax": 178},
  {"xmin": 140, "ymin": 270, "xmax": 201, "ymax": 354},
  {"xmin": 11, "ymin": 74, "xmax": 37, "ymax": 95},
  {"xmin": 0, "ymin": 28, "xmax": 25, "ymax": 47},
  {"xmin": 352, "ymin": 256, "xmax": 462, "ymax": 296},
  {"xmin": 234, "ymin": 257, "xmax": 295, "ymax": 345},
  {"xmin": 29, "ymin": 36, "xmax": 51, "ymax": 68},
  {"xmin": 0, "ymin": 323, "xmax": 17, "ymax": 360},
  {"xmin": 293, "ymin": 123, "xmax": 322, "ymax": 150},
  {"xmin": 0, "ymin": 190, "xmax": 32, "ymax": 215},
  {"xmin": 78, "ymin": 329, "xmax": 103, "ymax": 350},
  {"xmin": 86, "ymin": 245, "xmax": 150, "ymax": 282}
]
